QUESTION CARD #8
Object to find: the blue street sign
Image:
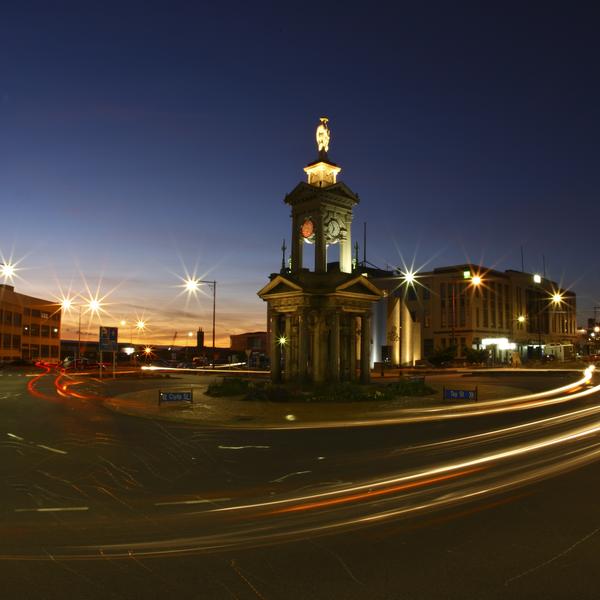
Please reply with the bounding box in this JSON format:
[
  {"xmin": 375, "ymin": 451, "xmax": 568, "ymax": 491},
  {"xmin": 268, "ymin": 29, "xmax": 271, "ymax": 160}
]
[
  {"xmin": 99, "ymin": 326, "xmax": 119, "ymax": 352},
  {"xmin": 159, "ymin": 390, "xmax": 193, "ymax": 404},
  {"xmin": 443, "ymin": 388, "xmax": 477, "ymax": 401}
]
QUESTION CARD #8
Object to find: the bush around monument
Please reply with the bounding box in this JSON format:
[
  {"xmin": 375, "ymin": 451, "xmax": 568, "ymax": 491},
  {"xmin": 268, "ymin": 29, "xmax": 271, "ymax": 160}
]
[{"xmin": 205, "ymin": 377, "xmax": 435, "ymax": 403}]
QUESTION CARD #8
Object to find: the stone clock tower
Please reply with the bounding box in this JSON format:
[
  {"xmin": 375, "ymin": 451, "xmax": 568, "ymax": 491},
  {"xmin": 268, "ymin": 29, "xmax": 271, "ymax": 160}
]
[{"xmin": 258, "ymin": 118, "xmax": 382, "ymax": 384}]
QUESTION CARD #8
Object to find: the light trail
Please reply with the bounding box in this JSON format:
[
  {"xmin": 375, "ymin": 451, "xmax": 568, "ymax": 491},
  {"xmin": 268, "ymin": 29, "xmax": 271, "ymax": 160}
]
[{"xmin": 8, "ymin": 364, "xmax": 600, "ymax": 561}]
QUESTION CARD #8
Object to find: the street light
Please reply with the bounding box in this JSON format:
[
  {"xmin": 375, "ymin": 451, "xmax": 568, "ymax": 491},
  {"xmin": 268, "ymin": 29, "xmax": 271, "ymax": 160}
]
[
  {"xmin": 184, "ymin": 277, "xmax": 217, "ymax": 369},
  {"xmin": 0, "ymin": 262, "xmax": 17, "ymax": 282},
  {"xmin": 60, "ymin": 295, "xmax": 103, "ymax": 363},
  {"xmin": 451, "ymin": 272, "xmax": 483, "ymax": 347}
]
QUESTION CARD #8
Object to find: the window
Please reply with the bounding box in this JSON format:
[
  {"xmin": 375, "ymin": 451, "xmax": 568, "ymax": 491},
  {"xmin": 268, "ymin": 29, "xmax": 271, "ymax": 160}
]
[
  {"xmin": 4, "ymin": 310, "xmax": 12, "ymax": 325},
  {"xmin": 50, "ymin": 346, "xmax": 58, "ymax": 358},
  {"xmin": 12, "ymin": 335, "xmax": 20, "ymax": 349},
  {"xmin": 41, "ymin": 325, "xmax": 50, "ymax": 338},
  {"xmin": 422, "ymin": 287, "xmax": 431, "ymax": 300},
  {"xmin": 22, "ymin": 325, "xmax": 30, "ymax": 336},
  {"xmin": 13, "ymin": 313, "xmax": 22, "ymax": 326},
  {"xmin": 41, "ymin": 345, "xmax": 50, "ymax": 357},
  {"xmin": 424, "ymin": 312, "xmax": 431, "ymax": 328},
  {"xmin": 30, "ymin": 324, "xmax": 40, "ymax": 336},
  {"xmin": 2, "ymin": 334, "xmax": 11, "ymax": 348}
]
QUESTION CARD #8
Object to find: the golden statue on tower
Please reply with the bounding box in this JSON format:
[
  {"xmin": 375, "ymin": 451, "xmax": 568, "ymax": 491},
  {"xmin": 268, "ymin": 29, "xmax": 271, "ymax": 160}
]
[{"xmin": 316, "ymin": 117, "xmax": 330, "ymax": 154}]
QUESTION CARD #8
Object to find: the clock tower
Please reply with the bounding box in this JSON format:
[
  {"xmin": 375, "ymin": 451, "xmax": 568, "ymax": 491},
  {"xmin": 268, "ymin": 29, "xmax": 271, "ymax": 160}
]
[
  {"xmin": 258, "ymin": 118, "xmax": 382, "ymax": 384},
  {"xmin": 287, "ymin": 117, "xmax": 356, "ymax": 274}
]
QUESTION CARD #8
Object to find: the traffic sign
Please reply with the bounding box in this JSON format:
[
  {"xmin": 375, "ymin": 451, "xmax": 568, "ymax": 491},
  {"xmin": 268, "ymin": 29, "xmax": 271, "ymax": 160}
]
[{"xmin": 99, "ymin": 326, "xmax": 119, "ymax": 352}]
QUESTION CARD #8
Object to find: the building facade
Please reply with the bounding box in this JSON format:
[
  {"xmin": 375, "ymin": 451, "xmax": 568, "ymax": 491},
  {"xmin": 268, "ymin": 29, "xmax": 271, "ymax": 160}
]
[
  {"xmin": 0, "ymin": 284, "xmax": 61, "ymax": 363},
  {"xmin": 230, "ymin": 331, "xmax": 267, "ymax": 353},
  {"xmin": 371, "ymin": 265, "xmax": 577, "ymax": 365}
]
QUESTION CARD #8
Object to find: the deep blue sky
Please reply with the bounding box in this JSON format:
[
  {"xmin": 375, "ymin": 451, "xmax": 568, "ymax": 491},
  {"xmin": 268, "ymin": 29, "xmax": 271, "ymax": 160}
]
[{"xmin": 1, "ymin": 2, "xmax": 599, "ymax": 342}]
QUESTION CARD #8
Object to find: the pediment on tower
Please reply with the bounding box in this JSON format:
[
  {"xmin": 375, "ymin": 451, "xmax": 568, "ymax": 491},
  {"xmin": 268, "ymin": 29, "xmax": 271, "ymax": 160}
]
[
  {"xmin": 284, "ymin": 181, "xmax": 359, "ymax": 210},
  {"xmin": 335, "ymin": 275, "xmax": 384, "ymax": 299},
  {"xmin": 257, "ymin": 275, "xmax": 303, "ymax": 299}
]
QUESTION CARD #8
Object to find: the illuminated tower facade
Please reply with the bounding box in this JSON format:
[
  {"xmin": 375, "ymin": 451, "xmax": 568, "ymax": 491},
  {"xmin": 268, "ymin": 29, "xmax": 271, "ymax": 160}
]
[{"xmin": 258, "ymin": 118, "xmax": 382, "ymax": 384}]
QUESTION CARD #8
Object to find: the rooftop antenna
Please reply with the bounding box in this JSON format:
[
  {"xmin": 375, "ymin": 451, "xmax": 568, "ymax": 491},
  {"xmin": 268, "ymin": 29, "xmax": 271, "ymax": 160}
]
[
  {"xmin": 363, "ymin": 222, "xmax": 367, "ymax": 267},
  {"xmin": 280, "ymin": 239, "xmax": 287, "ymax": 273},
  {"xmin": 520, "ymin": 246, "xmax": 524, "ymax": 272},
  {"xmin": 542, "ymin": 255, "xmax": 547, "ymax": 278}
]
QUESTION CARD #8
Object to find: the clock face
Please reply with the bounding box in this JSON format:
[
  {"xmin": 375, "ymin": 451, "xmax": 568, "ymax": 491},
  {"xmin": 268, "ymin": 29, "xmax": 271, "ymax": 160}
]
[
  {"xmin": 301, "ymin": 218, "xmax": 314, "ymax": 239},
  {"xmin": 327, "ymin": 219, "xmax": 341, "ymax": 238}
]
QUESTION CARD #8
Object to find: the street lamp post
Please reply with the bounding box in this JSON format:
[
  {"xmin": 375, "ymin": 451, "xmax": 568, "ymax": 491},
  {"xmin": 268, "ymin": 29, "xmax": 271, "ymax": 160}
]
[
  {"xmin": 61, "ymin": 296, "xmax": 102, "ymax": 366},
  {"xmin": 185, "ymin": 278, "xmax": 217, "ymax": 369},
  {"xmin": 451, "ymin": 271, "xmax": 482, "ymax": 350}
]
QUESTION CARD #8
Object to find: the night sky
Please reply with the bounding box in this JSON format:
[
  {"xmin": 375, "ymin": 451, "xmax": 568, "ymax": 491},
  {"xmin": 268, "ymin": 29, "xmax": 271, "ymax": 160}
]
[{"xmin": 1, "ymin": 3, "xmax": 599, "ymax": 343}]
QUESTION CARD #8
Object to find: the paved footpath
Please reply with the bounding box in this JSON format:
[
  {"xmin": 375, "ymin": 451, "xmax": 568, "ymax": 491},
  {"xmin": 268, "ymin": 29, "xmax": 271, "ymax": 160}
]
[{"xmin": 96, "ymin": 369, "xmax": 574, "ymax": 428}]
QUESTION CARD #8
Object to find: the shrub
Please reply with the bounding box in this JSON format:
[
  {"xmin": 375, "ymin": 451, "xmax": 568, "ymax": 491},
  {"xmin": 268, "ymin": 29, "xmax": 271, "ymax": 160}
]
[{"xmin": 206, "ymin": 377, "xmax": 250, "ymax": 397}]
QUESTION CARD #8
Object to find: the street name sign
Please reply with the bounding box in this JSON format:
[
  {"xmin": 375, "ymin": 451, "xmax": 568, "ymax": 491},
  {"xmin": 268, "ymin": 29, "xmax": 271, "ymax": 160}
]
[
  {"xmin": 159, "ymin": 390, "xmax": 193, "ymax": 404},
  {"xmin": 443, "ymin": 387, "xmax": 478, "ymax": 401}
]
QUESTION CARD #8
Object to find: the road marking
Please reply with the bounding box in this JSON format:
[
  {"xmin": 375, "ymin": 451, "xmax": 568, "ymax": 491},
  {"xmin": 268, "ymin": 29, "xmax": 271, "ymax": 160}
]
[
  {"xmin": 218, "ymin": 445, "xmax": 270, "ymax": 450},
  {"xmin": 7, "ymin": 433, "xmax": 24, "ymax": 441},
  {"xmin": 15, "ymin": 506, "xmax": 89, "ymax": 513},
  {"xmin": 154, "ymin": 497, "xmax": 230, "ymax": 506},
  {"xmin": 36, "ymin": 444, "xmax": 68, "ymax": 455},
  {"xmin": 270, "ymin": 470, "xmax": 312, "ymax": 483}
]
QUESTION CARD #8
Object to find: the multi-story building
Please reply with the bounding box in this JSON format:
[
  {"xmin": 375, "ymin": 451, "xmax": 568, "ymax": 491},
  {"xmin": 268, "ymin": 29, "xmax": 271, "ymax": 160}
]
[
  {"xmin": 371, "ymin": 264, "xmax": 577, "ymax": 365},
  {"xmin": 0, "ymin": 284, "xmax": 61, "ymax": 363}
]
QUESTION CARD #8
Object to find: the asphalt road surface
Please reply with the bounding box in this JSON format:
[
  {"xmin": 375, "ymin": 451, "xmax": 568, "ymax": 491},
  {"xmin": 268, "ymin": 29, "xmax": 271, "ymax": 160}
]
[{"xmin": 1, "ymin": 365, "xmax": 600, "ymax": 599}]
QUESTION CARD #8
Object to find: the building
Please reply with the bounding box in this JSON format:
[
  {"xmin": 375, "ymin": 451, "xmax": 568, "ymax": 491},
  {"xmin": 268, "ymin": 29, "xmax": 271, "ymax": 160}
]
[
  {"xmin": 0, "ymin": 284, "xmax": 61, "ymax": 363},
  {"xmin": 230, "ymin": 331, "xmax": 267, "ymax": 353},
  {"xmin": 258, "ymin": 118, "xmax": 383, "ymax": 383},
  {"xmin": 370, "ymin": 265, "xmax": 578, "ymax": 365}
]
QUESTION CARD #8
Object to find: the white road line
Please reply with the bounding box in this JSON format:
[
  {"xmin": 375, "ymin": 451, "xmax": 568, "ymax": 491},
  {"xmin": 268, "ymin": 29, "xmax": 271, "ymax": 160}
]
[
  {"xmin": 36, "ymin": 444, "xmax": 68, "ymax": 455},
  {"xmin": 15, "ymin": 506, "xmax": 89, "ymax": 513},
  {"xmin": 270, "ymin": 470, "xmax": 312, "ymax": 483},
  {"xmin": 7, "ymin": 433, "xmax": 24, "ymax": 441},
  {"xmin": 218, "ymin": 445, "xmax": 271, "ymax": 450},
  {"xmin": 154, "ymin": 497, "xmax": 231, "ymax": 507}
]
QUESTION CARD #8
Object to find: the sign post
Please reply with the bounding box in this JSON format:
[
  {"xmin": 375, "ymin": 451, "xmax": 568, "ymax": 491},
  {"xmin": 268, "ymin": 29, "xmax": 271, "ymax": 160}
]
[{"xmin": 99, "ymin": 327, "xmax": 119, "ymax": 381}]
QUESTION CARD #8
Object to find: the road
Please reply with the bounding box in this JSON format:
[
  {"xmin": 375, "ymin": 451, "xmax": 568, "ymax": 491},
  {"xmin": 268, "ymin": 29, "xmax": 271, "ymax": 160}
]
[{"xmin": 1, "ymin": 365, "xmax": 600, "ymax": 599}]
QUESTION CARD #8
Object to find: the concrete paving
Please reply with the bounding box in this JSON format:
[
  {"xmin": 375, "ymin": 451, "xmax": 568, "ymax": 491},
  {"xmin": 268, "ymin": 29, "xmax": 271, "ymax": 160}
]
[{"xmin": 100, "ymin": 371, "xmax": 551, "ymax": 427}]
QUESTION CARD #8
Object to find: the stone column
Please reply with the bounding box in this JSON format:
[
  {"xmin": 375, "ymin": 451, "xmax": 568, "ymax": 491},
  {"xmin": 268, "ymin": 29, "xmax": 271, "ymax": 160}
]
[
  {"xmin": 312, "ymin": 314, "xmax": 324, "ymax": 383},
  {"xmin": 315, "ymin": 213, "xmax": 327, "ymax": 273},
  {"xmin": 291, "ymin": 218, "xmax": 302, "ymax": 274},
  {"xmin": 349, "ymin": 316, "xmax": 357, "ymax": 381},
  {"xmin": 270, "ymin": 312, "xmax": 281, "ymax": 383},
  {"xmin": 283, "ymin": 314, "xmax": 292, "ymax": 382},
  {"xmin": 339, "ymin": 213, "xmax": 352, "ymax": 273},
  {"xmin": 330, "ymin": 312, "xmax": 340, "ymax": 382},
  {"xmin": 298, "ymin": 310, "xmax": 308, "ymax": 380},
  {"xmin": 360, "ymin": 313, "xmax": 371, "ymax": 384}
]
